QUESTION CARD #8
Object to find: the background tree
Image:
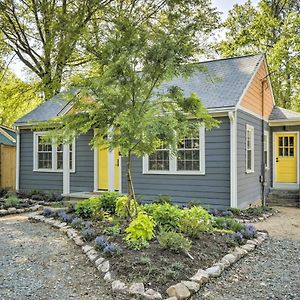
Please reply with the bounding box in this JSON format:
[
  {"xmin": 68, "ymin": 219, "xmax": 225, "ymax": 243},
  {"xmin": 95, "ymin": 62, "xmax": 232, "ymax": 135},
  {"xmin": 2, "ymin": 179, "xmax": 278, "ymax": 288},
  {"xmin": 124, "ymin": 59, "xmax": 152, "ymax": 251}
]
[
  {"xmin": 0, "ymin": 70, "xmax": 41, "ymax": 126},
  {"xmin": 0, "ymin": 0, "xmax": 111, "ymax": 99},
  {"xmin": 39, "ymin": 0, "xmax": 220, "ymax": 214},
  {"xmin": 218, "ymin": 0, "xmax": 300, "ymax": 110}
]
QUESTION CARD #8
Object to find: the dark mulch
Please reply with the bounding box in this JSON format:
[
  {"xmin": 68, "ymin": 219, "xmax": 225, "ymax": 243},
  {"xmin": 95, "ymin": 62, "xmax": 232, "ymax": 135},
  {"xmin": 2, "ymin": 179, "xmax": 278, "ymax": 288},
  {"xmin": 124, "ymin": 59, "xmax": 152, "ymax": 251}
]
[{"xmin": 91, "ymin": 221, "xmax": 235, "ymax": 295}]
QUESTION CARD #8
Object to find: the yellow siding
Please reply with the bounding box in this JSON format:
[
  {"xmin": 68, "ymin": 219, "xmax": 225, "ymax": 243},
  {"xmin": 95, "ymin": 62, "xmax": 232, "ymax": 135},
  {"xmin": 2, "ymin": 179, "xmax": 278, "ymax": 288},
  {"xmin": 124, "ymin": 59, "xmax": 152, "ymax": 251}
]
[
  {"xmin": 240, "ymin": 62, "xmax": 274, "ymax": 118},
  {"xmin": 0, "ymin": 145, "xmax": 16, "ymax": 190}
]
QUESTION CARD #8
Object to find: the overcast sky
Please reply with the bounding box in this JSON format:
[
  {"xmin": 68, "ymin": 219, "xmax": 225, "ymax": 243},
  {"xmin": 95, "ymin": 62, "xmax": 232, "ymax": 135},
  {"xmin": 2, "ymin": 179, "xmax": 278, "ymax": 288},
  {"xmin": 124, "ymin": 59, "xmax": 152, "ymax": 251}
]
[{"xmin": 10, "ymin": 0, "xmax": 260, "ymax": 79}]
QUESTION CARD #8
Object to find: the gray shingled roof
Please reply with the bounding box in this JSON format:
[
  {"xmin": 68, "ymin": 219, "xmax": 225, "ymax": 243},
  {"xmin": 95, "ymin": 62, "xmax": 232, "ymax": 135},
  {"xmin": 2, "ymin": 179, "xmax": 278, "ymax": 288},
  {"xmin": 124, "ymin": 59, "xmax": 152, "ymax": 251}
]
[
  {"xmin": 269, "ymin": 106, "xmax": 300, "ymax": 121},
  {"xmin": 15, "ymin": 90, "xmax": 77, "ymax": 125},
  {"xmin": 15, "ymin": 54, "xmax": 263, "ymax": 125},
  {"xmin": 160, "ymin": 54, "xmax": 263, "ymax": 109}
]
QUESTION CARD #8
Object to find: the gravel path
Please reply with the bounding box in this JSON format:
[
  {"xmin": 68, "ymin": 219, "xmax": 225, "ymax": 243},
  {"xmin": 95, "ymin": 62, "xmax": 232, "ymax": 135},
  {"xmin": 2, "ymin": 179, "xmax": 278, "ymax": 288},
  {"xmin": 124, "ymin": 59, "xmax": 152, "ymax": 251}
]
[
  {"xmin": 191, "ymin": 207, "xmax": 300, "ymax": 300},
  {"xmin": 0, "ymin": 214, "xmax": 114, "ymax": 300}
]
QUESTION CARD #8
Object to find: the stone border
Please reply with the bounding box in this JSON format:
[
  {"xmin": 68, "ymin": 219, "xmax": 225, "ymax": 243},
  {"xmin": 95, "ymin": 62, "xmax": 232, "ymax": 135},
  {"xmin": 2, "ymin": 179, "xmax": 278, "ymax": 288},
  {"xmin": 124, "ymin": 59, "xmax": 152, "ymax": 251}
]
[
  {"xmin": 235, "ymin": 210, "xmax": 278, "ymax": 224},
  {"xmin": 29, "ymin": 213, "xmax": 163, "ymax": 300},
  {"xmin": 165, "ymin": 231, "xmax": 268, "ymax": 299},
  {"xmin": 28, "ymin": 213, "xmax": 268, "ymax": 300},
  {"xmin": 0, "ymin": 205, "xmax": 41, "ymax": 217}
]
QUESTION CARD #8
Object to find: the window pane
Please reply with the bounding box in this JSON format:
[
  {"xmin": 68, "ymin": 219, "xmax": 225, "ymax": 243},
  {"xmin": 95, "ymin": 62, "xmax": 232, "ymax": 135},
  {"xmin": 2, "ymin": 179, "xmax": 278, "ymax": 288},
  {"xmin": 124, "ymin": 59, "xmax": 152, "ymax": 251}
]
[
  {"xmin": 177, "ymin": 136, "xmax": 200, "ymax": 171},
  {"xmin": 38, "ymin": 153, "xmax": 52, "ymax": 169},
  {"xmin": 284, "ymin": 137, "xmax": 288, "ymax": 147},
  {"xmin": 279, "ymin": 147, "xmax": 283, "ymax": 157},
  {"xmin": 247, "ymin": 150, "xmax": 252, "ymax": 170},
  {"xmin": 289, "ymin": 137, "xmax": 294, "ymax": 147},
  {"xmin": 279, "ymin": 137, "xmax": 283, "ymax": 146},
  {"xmin": 290, "ymin": 147, "xmax": 294, "ymax": 157},
  {"xmin": 264, "ymin": 151, "xmax": 268, "ymax": 167},
  {"xmin": 149, "ymin": 149, "xmax": 169, "ymax": 171},
  {"xmin": 284, "ymin": 147, "xmax": 289, "ymax": 156}
]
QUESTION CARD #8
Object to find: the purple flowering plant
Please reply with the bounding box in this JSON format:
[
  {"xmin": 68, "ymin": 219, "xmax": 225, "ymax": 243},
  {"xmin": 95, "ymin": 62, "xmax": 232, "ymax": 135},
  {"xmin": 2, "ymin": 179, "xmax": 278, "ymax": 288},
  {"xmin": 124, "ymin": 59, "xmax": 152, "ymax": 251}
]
[{"xmin": 43, "ymin": 207, "xmax": 52, "ymax": 216}]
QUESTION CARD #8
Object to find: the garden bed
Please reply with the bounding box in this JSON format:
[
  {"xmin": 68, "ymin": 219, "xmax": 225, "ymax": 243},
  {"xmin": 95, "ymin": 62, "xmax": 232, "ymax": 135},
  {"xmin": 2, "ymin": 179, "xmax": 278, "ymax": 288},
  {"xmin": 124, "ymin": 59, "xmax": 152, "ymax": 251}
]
[{"xmin": 36, "ymin": 193, "xmax": 263, "ymax": 299}]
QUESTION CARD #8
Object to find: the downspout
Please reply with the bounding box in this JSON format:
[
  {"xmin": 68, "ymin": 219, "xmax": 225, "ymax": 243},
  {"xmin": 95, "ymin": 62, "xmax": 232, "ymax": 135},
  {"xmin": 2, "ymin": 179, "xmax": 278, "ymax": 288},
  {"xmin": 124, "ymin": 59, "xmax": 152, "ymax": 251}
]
[
  {"xmin": 261, "ymin": 79, "xmax": 266, "ymax": 207},
  {"xmin": 229, "ymin": 111, "xmax": 237, "ymax": 208},
  {"xmin": 15, "ymin": 126, "xmax": 20, "ymax": 192}
]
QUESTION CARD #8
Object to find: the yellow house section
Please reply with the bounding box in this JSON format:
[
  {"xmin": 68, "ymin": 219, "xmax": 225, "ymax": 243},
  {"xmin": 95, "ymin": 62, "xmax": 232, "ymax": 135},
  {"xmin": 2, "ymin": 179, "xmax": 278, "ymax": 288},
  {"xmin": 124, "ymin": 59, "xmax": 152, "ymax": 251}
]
[
  {"xmin": 275, "ymin": 133, "xmax": 297, "ymax": 183},
  {"xmin": 98, "ymin": 145, "xmax": 119, "ymax": 190}
]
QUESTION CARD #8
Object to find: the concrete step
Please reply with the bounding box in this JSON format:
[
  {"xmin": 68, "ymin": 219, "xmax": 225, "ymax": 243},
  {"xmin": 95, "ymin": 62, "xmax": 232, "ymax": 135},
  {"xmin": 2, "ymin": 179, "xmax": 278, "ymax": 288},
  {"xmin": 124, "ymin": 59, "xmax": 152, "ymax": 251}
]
[
  {"xmin": 268, "ymin": 193, "xmax": 299, "ymax": 200},
  {"xmin": 267, "ymin": 198, "xmax": 299, "ymax": 207}
]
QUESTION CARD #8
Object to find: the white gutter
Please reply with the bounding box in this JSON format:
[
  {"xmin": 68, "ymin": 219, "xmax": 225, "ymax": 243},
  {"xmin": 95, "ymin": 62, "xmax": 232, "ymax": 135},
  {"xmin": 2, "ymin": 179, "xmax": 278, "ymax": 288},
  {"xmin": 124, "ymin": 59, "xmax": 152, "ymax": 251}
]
[{"xmin": 15, "ymin": 127, "xmax": 20, "ymax": 192}]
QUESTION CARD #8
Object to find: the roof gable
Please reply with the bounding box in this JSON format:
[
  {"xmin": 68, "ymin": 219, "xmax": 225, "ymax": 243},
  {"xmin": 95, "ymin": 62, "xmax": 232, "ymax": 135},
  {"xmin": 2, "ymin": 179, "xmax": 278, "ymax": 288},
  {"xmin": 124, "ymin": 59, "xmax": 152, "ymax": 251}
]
[
  {"xmin": 269, "ymin": 107, "xmax": 300, "ymax": 121},
  {"xmin": 0, "ymin": 126, "xmax": 16, "ymax": 145}
]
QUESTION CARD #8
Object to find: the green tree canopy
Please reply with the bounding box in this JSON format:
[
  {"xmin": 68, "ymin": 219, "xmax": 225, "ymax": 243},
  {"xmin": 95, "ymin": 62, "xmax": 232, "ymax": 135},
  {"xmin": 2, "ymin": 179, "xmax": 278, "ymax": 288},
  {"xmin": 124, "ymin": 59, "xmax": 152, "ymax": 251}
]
[
  {"xmin": 39, "ymin": 0, "xmax": 220, "ymax": 205},
  {"xmin": 0, "ymin": 71, "xmax": 41, "ymax": 127},
  {"xmin": 218, "ymin": 0, "xmax": 300, "ymax": 110},
  {"xmin": 0, "ymin": 0, "xmax": 111, "ymax": 99}
]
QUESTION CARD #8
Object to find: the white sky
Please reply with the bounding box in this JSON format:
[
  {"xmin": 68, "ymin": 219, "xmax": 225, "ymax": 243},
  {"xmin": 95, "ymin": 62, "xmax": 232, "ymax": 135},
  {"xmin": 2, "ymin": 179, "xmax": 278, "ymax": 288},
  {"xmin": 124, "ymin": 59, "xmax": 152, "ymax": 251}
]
[{"xmin": 9, "ymin": 0, "xmax": 260, "ymax": 79}]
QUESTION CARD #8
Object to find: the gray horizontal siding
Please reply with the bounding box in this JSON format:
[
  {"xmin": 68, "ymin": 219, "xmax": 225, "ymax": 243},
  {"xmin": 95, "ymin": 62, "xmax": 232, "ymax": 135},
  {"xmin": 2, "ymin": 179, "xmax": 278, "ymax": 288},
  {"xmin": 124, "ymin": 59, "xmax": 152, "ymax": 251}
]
[
  {"xmin": 236, "ymin": 109, "xmax": 271, "ymax": 208},
  {"xmin": 121, "ymin": 117, "xmax": 231, "ymax": 209},
  {"xmin": 70, "ymin": 131, "xmax": 94, "ymax": 192},
  {"xmin": 19, "ymin": 129, "xmax": 94, "ymax": 194},
  {"xmin": 19, "ymin": 129, "xmax": 63, "ymax": 193}
]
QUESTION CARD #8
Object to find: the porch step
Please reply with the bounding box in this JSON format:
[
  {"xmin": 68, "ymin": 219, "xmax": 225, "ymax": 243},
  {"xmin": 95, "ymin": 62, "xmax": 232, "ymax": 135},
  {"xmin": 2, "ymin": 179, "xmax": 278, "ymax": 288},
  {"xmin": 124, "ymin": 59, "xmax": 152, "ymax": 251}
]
[{"xmin": 267, "ymin": 189, "xmax": 300, "ymax": 207}]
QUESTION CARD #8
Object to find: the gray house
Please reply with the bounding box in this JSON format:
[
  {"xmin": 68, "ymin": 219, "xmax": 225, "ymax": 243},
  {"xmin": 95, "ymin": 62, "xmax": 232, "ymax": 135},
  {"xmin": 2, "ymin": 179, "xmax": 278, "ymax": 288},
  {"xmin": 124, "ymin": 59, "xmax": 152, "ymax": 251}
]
[{"xmin": 14, "ymin": 54, "xmax": 300, "ymax": 209}]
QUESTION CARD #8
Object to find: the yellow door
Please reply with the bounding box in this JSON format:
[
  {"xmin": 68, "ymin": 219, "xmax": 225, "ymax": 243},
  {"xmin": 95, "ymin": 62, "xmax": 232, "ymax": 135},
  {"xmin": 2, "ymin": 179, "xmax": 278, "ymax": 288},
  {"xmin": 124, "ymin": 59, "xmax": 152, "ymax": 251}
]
[
  {"xmin": 98, "ymin": 145, "xmax": 119, "ymax": 190},
  {"xmin": 275, "ymin": 133, "xmax": 297, "ymax": 183}
]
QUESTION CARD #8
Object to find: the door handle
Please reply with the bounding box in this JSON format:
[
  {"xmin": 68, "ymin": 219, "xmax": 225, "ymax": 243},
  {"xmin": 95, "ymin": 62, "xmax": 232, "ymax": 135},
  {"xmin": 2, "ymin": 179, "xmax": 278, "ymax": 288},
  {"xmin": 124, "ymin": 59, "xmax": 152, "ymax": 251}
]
[{"xmin": 276, "ymin": 157, "xmax": 279, "ymax": 162}]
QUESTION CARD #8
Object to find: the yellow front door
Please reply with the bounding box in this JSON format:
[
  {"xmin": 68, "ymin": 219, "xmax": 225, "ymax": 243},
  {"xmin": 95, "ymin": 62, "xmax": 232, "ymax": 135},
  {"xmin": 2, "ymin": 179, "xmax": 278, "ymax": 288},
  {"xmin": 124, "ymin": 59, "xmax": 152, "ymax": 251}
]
[
  {"xmin": 98, "ymin": 145, "xmax": 119, "ymax": 190},
  {"xmin": 275, "ymin": 133, "xmax": 297, "ymax": 183}
]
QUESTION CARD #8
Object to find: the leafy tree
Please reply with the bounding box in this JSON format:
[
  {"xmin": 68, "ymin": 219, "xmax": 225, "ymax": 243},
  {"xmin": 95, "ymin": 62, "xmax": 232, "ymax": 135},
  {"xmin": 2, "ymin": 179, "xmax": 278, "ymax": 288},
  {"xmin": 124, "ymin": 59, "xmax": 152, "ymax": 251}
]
[
  {"xmin": 39, "ymin": 0, "xmax": 220, "ymax": 216},
  {"xmin": 218, "ymin": 0, "xmax": 300, "ymax": 110},
  {"xmin": 0, "ymin": 71, "xmax": 41, "ymax": 126},
  {"xmin": 0, "ymin": 0, "xmax": 112, "ymax": 99}
]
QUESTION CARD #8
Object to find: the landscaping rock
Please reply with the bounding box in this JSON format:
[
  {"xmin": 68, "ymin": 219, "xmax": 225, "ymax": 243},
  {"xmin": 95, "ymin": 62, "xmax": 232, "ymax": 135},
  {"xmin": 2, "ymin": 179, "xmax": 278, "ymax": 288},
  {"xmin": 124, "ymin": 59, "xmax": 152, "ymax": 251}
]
[
  {"xmin": 143, "ymin": 288, "xmax": 163, "ymax": 300},
  {"xmin": 220, "ymin": 258, "xmax": 230, "ymax": 268},
  {"xmin": 8, "ymin": 208, "xmax": 17, "ymax": 213},
  {"xmin": 67, "ymin": 229, "xmax": 77, "ymax": 238},
  {"xmin": 99, "ymin": 260, "xmax": 110, "ymax": 273},
  {"xmin": 247, "ymin": 239, "xmax": 258, "ymax": 246},
  {"xmin": 233, "ymin": 247, "xmax": 248, "ymax": 259},
  {"xmin": 241, "ymin": 243, "xmax": 256, "ymax": 252},
  {"xmin": 0, "ymin": 209, "xmax": 7, "ymax": 215},
  {"xmin": 112, "ymin": 280, "xmax": 127, "ymax": 292},
  {"xmin": 165, "ymin": 298, "xmax": 177, "ymax": 300},
  {"xmin": 87, "ymin": 250, "xmax": 99, "ymax": 262},
  {"xmin": 166, "ymin": 283, "xmax": 191, "ymax": 299},
  {"xmin": 181, "ymin": 280, "xmax": 200, "ymax": 293},
  {"xmin": 128, "ymin": 282, "xmax": 145, "ymax": 295},
  {"xmin": 205, "ymin": 265, "xmax": 222, "ymax": 278},
  {"xmin": 82, "ymin": 245, "xmax": 94, "ymax": 254},
  {"xmin": 213, "ymin": 262, "xmax": 226, "ymax": 272},
  {"xmin": 95, "ymin": 257, "xmax": 105, "ymax": 268},
  {"xmin": 104, "ymin": 272, "xmax": 112, "ymax": 282},
  {"xmin": 222, "ymin": 253, "xmax": 237, "ymax": 264},
  {"xmin": 190, "ymin": 269, "xmax": 209, "ymax": 284}
]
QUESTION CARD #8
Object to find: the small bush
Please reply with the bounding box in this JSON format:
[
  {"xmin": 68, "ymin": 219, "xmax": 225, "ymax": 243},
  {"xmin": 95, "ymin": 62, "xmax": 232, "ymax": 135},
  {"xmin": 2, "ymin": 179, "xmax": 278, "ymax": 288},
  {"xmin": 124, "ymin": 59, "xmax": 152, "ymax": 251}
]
[
  {"xmin": 47, "ymin": 193, "xmax": 64, "ymax": 202},
  {"xmin": 75, "ymin": 197, "xmax": 102, "ymax": 218},
  {"xmin": 152, "ymin": 194, "xmax": 171, "ymax": 205},
  {"xmin": 43, "ymin": 207, "xmax": 52, "ymax": 216},
  {"xmin": 103, "ymin": 224, "xmax": 121, "ymax": 236},
  {"xmin": 57, "ymin": 210, "xmax": 73, "ymax": 223},
  {"xmin": 4, "ymin": 196, "xmax": 20, "ymax": 208},
  {"xmin": 71, "ymin": 217, "xmax": 84, "ymax": 229},
  {"xmin": 180, "ymin": 206, "xmax": 212, "ymax": 237},
  {"xmin": 157, "ymin": 230, "xmax": 192, "ymax": 253},
  {"xmin": 115, "ymin": 196, "xmax": 138, "ymax": 218},
  {"xmin": 125, "ymin": 212, "xmax": 155, "ymax": 243},
  {"xmin": 99, "ymin": 192, "xmax": 121, "ymax": 214},
  {"xmin": 95, "ymin": 236, "xmax": 109, "ymax": 250},
  {"xmin": 143, "ymin": 203, "xmax": 183, "ymax": 231},
  {"xmin": 240, "ymin": 224, "xmax": 257, "ymax": 239},
  {"xmin": 232, "ymin": 231, "xmax": 243, "ymax": 244},
  {"xmin": 82, "ymin": 223, "xmax": 96, "ymax": 241},
  {"xmin": 103, "ymin": 243, "xmax": 122, "ymax": 256},
  {"xmin": 186, "ymin": 200, "xmax": 202, "ymax": 209},
  {"xmin": 213, "ymin": 217, "xmax": 245, "ymax": 232},
  {"xmin": 228, "ymin": 208, "xmax": 241, "ymax": 216},
  {"xmin": 127, "ymin": 239, "xmax": 149, "ymax": 250}
]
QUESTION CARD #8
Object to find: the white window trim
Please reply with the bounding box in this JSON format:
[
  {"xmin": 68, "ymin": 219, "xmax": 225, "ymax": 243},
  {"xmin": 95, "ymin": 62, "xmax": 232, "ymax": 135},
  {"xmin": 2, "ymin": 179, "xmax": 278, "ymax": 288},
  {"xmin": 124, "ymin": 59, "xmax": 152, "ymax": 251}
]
[
  {"xmin": 33, "ymin": 131, "xmax": 76, "ymax": 173},
  {"xmin": 142, "ymin": 126, "xmax": 205, "ymax": 175},
  {"xmin": 264, "ymin": 130, "xmax": 270, "ymax": 170},
  {"xmin": 245, "ymin": 124, "xmax": 255, "ymax": 173}
]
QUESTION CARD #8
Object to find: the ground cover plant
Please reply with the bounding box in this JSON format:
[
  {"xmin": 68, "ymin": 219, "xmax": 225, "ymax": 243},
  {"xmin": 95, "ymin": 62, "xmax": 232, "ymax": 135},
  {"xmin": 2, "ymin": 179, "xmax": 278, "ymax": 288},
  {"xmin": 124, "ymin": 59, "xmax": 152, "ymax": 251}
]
[{"xmin": 42, "ymin": 194, "xmax": 259, "ymax": 295}]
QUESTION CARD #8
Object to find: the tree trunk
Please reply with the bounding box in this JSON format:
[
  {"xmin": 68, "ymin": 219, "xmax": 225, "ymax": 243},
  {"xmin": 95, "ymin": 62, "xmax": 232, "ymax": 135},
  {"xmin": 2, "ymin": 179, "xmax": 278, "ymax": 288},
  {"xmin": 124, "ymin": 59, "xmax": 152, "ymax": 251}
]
[{"xmin": 126, "ymin": 150, "xmax": 137, "ymax": 218}]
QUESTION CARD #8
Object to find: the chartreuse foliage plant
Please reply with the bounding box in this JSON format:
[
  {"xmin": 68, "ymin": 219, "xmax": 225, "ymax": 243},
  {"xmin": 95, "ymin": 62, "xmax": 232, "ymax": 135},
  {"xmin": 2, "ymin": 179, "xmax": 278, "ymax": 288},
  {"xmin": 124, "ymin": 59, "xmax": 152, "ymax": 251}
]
[
  {"xmin": 115, "ymin": 196, "xmax": 138, "ymax": 218},
  {"xmin": 75, "ymin": 196, "xmax": 101, "ymax": 218},
  {"xmin": 180, "ymin": 206, "xmax": 212, "ymax": 238},
  {"xmin": 143, "ymin": 203, "xmax": 183, "ymax": 231},
  {"xmin": 125, "ymin": 212, "xmax": 156, "ymax": 250}
]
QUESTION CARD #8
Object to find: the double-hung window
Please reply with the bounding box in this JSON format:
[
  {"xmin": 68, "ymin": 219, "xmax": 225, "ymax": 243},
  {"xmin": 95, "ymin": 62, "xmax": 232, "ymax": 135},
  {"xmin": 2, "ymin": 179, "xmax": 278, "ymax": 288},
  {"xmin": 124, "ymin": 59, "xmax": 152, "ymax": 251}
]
[
  {"xmin": 143, "ymin": 127, "xmax": 205, "ymax": 175},
  {"xmin": 264, "ymin": 131, "xmax": 269, "ymax": 169},
  {"xmin": 34, "ymin": 132, "xmax": 75, "ymax": 172},
  {"xmin": 246, "ymin": 125, "xmax": 254, "ymax": 173}
]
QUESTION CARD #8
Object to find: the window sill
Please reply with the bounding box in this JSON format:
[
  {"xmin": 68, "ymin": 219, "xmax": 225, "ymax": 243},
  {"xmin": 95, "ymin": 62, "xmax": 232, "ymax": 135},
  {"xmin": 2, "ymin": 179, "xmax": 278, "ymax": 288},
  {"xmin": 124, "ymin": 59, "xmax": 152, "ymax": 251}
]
[
  {"xmin": 245, "ymin": 170, "xmax": 255, "ymax": 174},
  {"xmin": 33, "ymin": 169, "xmax": 76, "ymax": 173},
  {"xmin": 143, "ymin": 170, "xmax": 206, "ymax": 175}
]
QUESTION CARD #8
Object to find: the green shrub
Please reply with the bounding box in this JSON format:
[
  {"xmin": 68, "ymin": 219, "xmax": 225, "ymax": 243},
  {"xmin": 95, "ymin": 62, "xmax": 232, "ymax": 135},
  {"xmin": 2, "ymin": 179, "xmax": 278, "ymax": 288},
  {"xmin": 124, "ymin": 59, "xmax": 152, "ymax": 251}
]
[
  {"xmin": 127, "ymin": 239, "xmax": 150, "ymax": 250},
  {"xmin": 186, "ymin": 200, "xmax": 202, "ymax": 208},
  {"xmin": 157, "ymin": 229, "xmax": 192, "ymax": 253},
  {"xmin": 75, "ymin": 196, "xmax": 102, "ymax": 218},
  {"xmin": 228, "ymin": 208, "xmax": 241, "ymax": 216},
  {"xmin": 143, "ymin": 203, "xmax": 183, "ymax": 231},
  {"xmin": 103, "ymin": 224, "xmax": 121, "ymax": 236},
  {"xmin": 125, "ymin": 212, "xmax": 155, "ymax": 243},
  {"xmin": 180, "ymin": 206, "xmax": 212, "ymax": 237},
  {"xmin": 152, "ymin": 194, "xmax": 171, "ymax": 204},
  {"xmin": 115, "ymin": 196, "xmax": 138, "ymax": 218},
  {"xmin": 213, "ymin": 217, "xmax": 245, "ymax": 232},
  {"xmin": 4, "ymin": 196, "xmax": 20, "ymax": 208},
  {"xmin": 99, "ymin": 192, "xmax": 121, "ymax": 214}
]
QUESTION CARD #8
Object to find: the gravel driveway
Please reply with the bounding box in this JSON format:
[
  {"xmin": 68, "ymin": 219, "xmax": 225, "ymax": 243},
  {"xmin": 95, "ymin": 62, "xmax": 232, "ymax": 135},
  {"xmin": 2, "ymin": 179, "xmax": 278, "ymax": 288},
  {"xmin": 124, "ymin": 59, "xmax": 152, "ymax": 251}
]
[
  {"xmin": 0, "ymin": 214, "xmax": 114, "ymax": 300},
  {"xmin": 191, "ymin": 207, "xmax": 300, "ymax": 300}
]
